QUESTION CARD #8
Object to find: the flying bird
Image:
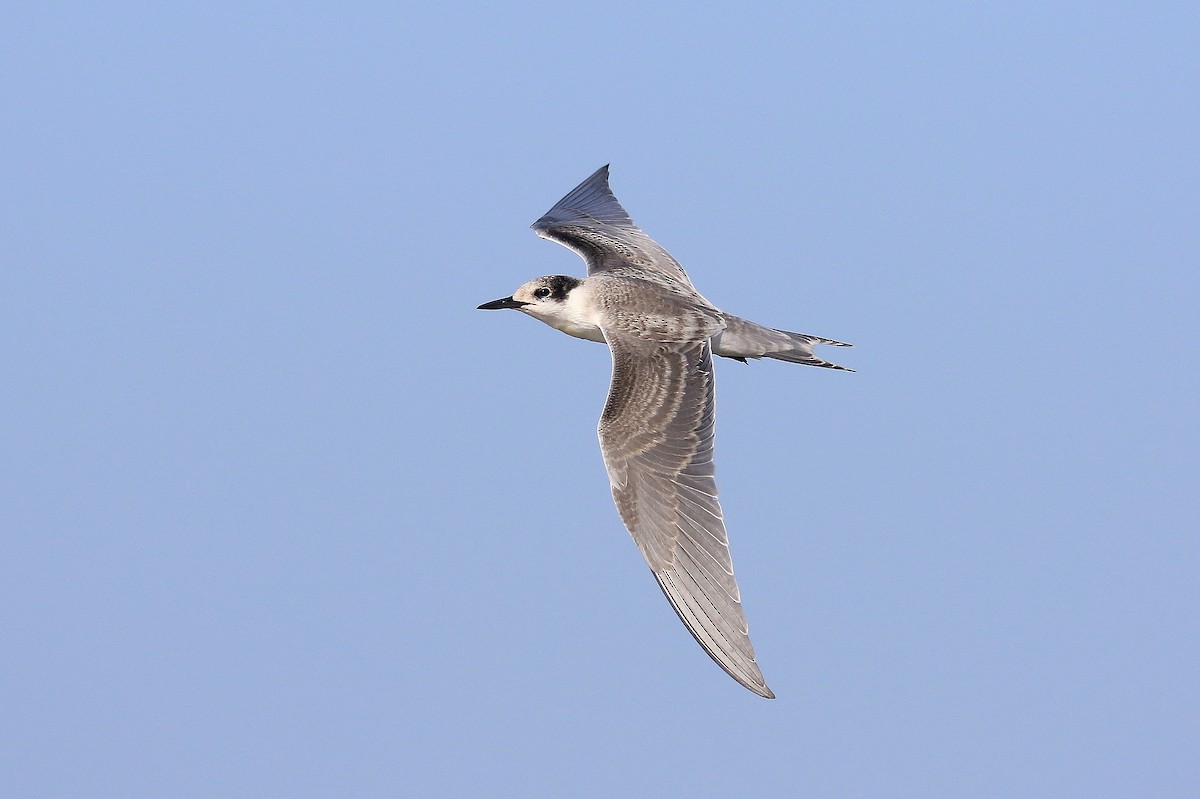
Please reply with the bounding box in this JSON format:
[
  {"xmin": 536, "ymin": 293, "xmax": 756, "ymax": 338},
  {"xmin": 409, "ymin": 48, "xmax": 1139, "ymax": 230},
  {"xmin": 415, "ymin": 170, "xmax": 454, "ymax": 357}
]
[{"xmin": 478, "ymin": 165, "xmax": 851, "ymax": 698}]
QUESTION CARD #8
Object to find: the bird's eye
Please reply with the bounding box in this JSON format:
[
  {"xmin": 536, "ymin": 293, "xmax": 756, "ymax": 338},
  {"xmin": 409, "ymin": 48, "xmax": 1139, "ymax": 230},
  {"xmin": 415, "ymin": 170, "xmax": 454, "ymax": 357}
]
[{"xmin": 534, "ymin": 287, "xmax": 551, "ymax": 299}]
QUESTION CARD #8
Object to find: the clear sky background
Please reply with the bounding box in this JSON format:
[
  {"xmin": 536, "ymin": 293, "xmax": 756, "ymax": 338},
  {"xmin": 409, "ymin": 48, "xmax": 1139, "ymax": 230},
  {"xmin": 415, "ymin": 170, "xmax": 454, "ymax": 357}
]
[{"xmin": 2, "ymin": 3, "xmax": 1197, "ymax": 797}]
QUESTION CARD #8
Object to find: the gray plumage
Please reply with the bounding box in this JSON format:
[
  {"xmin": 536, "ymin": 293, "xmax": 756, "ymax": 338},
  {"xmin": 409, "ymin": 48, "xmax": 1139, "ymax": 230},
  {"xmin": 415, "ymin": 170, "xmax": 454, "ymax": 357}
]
[{"xmin": 479, "ymin": 165, "xmax": 852, "ymax": 698}]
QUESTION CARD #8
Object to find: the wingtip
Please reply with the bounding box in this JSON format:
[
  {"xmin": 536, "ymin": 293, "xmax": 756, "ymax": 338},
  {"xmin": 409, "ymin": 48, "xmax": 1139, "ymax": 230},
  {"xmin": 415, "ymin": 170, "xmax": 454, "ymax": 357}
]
[
  {"xmin": 652, "ymin": 570, "xmax": 777, "ymax": 700},
  {"xmin": 531, "ymin": 163, "xmax": 633, "ymax": 233},
  {"xmin": 735, "ymin": 673, "xmax": 776, "ymax": 699},
  {"xmin": 744, "ymin": 671, "xmax": 776, "ymax": 699}
]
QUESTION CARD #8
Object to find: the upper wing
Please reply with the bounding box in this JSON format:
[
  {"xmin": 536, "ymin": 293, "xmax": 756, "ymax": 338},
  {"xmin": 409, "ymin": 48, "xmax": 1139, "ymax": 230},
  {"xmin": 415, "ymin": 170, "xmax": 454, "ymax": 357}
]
[
  {"xmin": 598, "ymin": 331, "xmax": 773, "ymax": 698},
  {"xmin": 532, "ymin": 165, "xmax": 695, "ymax": 287}
]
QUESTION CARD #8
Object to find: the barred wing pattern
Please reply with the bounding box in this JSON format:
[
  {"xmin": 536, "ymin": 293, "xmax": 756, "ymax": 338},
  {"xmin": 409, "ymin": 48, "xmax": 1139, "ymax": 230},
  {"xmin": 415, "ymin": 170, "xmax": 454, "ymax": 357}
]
[{"xmin": 598, "ymin": 332, "xmax": 773, "ymax": 698}]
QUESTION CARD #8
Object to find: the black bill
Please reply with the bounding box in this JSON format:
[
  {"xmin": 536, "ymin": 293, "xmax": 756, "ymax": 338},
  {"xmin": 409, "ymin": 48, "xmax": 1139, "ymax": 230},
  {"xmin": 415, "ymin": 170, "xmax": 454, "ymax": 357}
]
[{"xmin": 477, "ymin": 296, "xmax": 529, "ymax": 310}]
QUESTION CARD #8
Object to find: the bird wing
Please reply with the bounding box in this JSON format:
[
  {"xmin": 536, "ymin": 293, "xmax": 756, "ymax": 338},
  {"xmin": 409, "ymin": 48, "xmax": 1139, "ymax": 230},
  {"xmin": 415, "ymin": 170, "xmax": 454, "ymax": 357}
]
[
  {"xmin": 531, "ymin": 165, "xmax": 696, "ymax": 288},
  {"xmin": 597, "ymin": 329, "xmax": 773, "ymax": 698}
]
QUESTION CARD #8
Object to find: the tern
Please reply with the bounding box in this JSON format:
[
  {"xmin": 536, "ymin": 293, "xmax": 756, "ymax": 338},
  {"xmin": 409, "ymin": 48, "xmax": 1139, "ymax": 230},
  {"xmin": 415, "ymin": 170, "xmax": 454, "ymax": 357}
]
[{"xmin": 478, "ymin": 165, "xmax": 851, "ymax": 698}]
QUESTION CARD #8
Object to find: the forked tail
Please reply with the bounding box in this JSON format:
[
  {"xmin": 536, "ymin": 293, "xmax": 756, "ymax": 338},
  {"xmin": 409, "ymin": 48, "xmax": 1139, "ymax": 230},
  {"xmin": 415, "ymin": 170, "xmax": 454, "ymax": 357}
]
[{"xmin": 713, "ymin": 315, "xmax": 854, "ymax": 371}]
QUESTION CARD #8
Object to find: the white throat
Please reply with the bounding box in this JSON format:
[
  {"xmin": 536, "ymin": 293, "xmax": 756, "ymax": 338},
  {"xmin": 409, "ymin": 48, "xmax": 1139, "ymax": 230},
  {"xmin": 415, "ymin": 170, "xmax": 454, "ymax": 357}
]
[{"xmin": 528, "ymin": 282, "xmax": 605, "ymax": 343}]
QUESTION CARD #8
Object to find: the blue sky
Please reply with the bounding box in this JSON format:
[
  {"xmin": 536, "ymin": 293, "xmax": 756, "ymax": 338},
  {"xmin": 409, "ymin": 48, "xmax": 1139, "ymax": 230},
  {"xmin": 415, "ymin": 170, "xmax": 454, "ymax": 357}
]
[{"xmin": 2, "ymin": 3, "xmax": 1197, "ymax": 797}]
